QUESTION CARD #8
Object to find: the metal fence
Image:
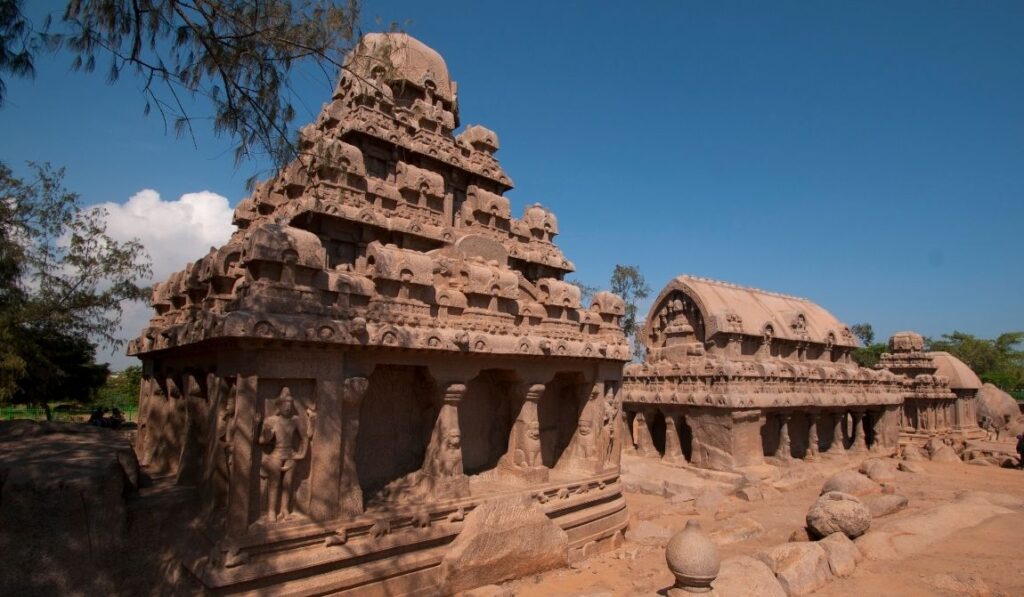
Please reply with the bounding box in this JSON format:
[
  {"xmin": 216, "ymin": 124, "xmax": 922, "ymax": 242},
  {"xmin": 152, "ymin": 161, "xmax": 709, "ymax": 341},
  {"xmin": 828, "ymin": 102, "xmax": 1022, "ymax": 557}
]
[{"xmin": 0, "ymin": 404, "xmax": 138, "ymax": 423}]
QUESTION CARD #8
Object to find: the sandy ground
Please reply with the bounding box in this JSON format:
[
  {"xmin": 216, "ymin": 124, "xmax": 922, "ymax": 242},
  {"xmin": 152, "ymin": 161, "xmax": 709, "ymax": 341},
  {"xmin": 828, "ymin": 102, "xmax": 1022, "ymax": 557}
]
[{"xmin": 503, "ymin": 454, "xmax": 1024, "ymax": 596}]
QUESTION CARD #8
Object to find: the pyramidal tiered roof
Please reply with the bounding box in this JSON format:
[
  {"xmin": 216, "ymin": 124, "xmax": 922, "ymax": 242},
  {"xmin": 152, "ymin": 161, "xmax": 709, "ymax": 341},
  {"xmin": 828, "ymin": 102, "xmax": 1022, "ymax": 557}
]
[{"xmin": 129, "ymin": 33, "xmax": 629, "ymax": 362}]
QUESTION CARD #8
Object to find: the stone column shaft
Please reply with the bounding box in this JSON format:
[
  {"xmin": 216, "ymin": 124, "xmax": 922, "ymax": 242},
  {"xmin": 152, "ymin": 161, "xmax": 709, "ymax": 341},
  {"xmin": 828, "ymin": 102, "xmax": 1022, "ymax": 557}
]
[
  {"xmin": 830, "ymin": 412, "xmax": 845, "ymax": 452},
  {"xmin": 775, "ymin": 414, "xmax": 792, "ymax": 460},
  {"xmin": 662, "ymin": 410, "xmax": 686, "ymax": 466},
  {"xmin": 851, "ymin": 411, "xmax": 868, "ymax": 452},
  {"xmin": 634, "ymin": 410, "xmax": 659, "ymax": 458},
  {"xmin": 806, "ymin": 414, "xmax": 820, "ymax": 460}
]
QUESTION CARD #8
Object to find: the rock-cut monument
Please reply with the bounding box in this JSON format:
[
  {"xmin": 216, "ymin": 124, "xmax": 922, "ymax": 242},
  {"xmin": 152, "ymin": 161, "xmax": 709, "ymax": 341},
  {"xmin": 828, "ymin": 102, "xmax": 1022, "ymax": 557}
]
[{"xmin": 128, "ymin": 33, "xmax": 630, "ymax": 595}]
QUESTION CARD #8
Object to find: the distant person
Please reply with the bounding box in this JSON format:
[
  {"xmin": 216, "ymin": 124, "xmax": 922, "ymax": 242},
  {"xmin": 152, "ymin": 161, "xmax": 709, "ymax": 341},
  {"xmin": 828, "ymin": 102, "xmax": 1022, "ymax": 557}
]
[
  {"xmin": 1016, "ymin": 434, "xmax": 1024, "ymax": 469},
  {"xmin": 110, "ymin": 408, "xmax": 125, "ymax": 430},
  {"xmin": 88, "ymin": 407, "xmax": 106, "ymax": 426}
]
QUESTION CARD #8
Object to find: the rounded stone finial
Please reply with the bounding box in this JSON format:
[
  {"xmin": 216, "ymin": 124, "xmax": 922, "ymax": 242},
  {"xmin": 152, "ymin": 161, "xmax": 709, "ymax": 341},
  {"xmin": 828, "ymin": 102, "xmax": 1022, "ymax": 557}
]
[{"xmin": 665, "ymin": 519, "xmax": 720, "ymax": 594}]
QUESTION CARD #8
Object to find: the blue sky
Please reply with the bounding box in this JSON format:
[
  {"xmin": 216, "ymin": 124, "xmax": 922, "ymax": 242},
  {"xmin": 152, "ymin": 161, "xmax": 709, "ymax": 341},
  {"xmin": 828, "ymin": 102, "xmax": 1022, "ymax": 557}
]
[{"xmin": 2, "ymin": 1, "xmax": 1023, "ymax": 367}]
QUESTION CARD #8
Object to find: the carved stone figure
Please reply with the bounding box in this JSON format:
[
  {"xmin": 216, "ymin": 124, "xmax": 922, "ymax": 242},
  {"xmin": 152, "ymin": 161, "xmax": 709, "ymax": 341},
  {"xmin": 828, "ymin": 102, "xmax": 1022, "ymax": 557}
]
[{"xmin": 258, "ymin": 388, "xmax": 313, "ymax": 522}]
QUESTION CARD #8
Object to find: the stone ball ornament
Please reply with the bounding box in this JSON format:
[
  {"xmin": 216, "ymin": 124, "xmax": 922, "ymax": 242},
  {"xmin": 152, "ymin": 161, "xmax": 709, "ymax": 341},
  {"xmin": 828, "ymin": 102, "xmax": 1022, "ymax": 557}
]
[{"xmin": 665, "ymin": 519, "xmax": 720, "ymax": 594}]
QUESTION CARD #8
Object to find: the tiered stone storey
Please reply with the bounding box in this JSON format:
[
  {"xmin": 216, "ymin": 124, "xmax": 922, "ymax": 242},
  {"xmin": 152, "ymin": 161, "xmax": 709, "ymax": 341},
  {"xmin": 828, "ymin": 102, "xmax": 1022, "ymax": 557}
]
[
  {"xmin": 622, "ymin": 276, "xmax": 909, "ymax": 471},
  {"xmin": 129, "ymin": 34, "xmax": 630, "ymax": 595}
]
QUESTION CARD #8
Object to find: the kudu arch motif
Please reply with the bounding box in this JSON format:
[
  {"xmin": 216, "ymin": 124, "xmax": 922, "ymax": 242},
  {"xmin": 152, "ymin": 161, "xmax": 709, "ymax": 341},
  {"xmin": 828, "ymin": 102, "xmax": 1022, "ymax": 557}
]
[{"xmin": 130, "ymin": 33, "xmax": 630, "ymax": 594}]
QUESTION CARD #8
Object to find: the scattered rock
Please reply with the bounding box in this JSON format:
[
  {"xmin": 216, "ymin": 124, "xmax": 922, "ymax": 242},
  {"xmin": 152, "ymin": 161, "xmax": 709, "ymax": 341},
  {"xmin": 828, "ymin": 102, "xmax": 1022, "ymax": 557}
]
[
  {"xmin": 710, "ymin": 517, "xmax": 764, "ymax": 545},
  {"xmin": 663, "ymin": 483, "xmax": 696, "ymax": 502},
  {"xmin": 806, "ymin": 491, "xmax": 871, "ymax": 539},
  {"xmin": 439, "ymin": 495, "xmax": 568, "ymax": 594},
  {"xmin": 859, "ymin": 458, "xmax": 897, "ymax": 483},
  {"xmin": 968, "ymin": 457, "xmax": 996, "ymax": 467},
  {"xmin": 624, "ymin": 520, "xmax": 673, "ymax": 545},
  {"xmin": 669, "ymin": 491, "xmax": 697, "ymax": 507},
  {"xmin": 862, "ymin": 494, "xmax": 909, "ymax": 518},
  {"xmin": 930, "ymin": 445, "xmax": 962, "ymax": 463},
  {"xmin": 755, "ymin": 542, "xmax": 833, "ymax": 596},
  {"xmin": 901, "ymin": 444, "xmax": 927, "ymax": 461},
  {"xmin": 789, "ymin": 527, "xmax": 812, "ymax": 542},
  {"xmin": 818, "ymin": 532, "xmax": 861, "ymax": 577},
  {"xmin": 898, "ymin": 461, "xmax": 924, "ymax": 474},
  {"xmin": 621, "ymin": 476, "xmax": 666, "ymax": 496},
  {"xmin": 736, "ymin": 485, "xmax": 764, "ymax": 502},
  {"xmin": 713, "ymin": 555, "xmax": 786, "ymax": 597},
  {"xmin": 820, "ymin": 470, "xmax": 880, "ymax": 497}
]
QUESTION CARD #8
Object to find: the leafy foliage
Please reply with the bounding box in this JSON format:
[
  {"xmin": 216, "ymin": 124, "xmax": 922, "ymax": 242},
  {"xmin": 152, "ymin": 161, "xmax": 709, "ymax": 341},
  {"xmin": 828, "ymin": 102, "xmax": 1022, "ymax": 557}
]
[
  {"xmin": 0, "ymin": 161, "xmax": 151, "ymax": 402},
  {"xmin": 851, "ymin": 342, "xmax": 887, "ymax": 368},
  {"xmin": 2, "ymin": 0, "xmax": 361, "ymax": 175},
  {"xmin": 850, "ymin": 322, "xmax": 874, "ymax": 346},
  {"xmin": 12, "ymin": 328, "xmax": 109, "ymax": 409},
  {"xmin": 96, "ymin": 365, "xmax": 143, "ymax": 406},
  {"xmin": 927, "ymin": 331, "xmax": 1024, "ymax": 390},
  {"xmin": 610, "ymin": 264, "xmax": 651, "ymax": 361},
  {"xmin": 0, "ymin": 0, "xmax": 35, "ymax": 106}
]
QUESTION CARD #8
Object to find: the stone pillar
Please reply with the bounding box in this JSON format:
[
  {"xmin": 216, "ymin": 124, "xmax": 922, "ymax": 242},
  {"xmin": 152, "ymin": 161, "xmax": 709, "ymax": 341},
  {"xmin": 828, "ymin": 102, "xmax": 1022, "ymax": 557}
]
[
  {"xmin": 775, "ymin": 413, "xmax": 792, "ymax": 460},
  {"xmin": 806, "ymin": 413, "xmax": 820, "ymax": 461},
  {"xmin": 420, "ymin": 382, "xmax": 470, "ymax": 499},
  {"xmin": 850, "ymin": 411, "xmax": 868, "ymax": 452},
  {"xmin": 338, "ymin": 377, "xmax": 368, "ymax": 518},
  {"xmin": 497, "ymin": 383, "xmax": 548, "ymax": 482},
  {"xmin": 830, "ymin": 411, "xmax": 845, "ymax": 452},
  {"xmin": 662, "ymin": 410, "xmax": 687, "ymax": 466},
  {"xmin": 634, "ymin": 410, "xmax": 659, "ymax": 458},
  {"xmin": 227, "ymin": 373, "xmax": 257, "ymax": 536},
  {"xmin": 622, "ymin": 410, "xmax": 638, "ymax": 456}
]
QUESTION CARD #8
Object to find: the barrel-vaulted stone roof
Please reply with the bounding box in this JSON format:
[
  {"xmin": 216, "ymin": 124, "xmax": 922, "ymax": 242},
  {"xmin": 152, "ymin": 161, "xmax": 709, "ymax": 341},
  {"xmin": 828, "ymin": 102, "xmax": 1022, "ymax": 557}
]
[{"xmin": 646, "ymin": 275, "xmax": 859, "ymax": 348}]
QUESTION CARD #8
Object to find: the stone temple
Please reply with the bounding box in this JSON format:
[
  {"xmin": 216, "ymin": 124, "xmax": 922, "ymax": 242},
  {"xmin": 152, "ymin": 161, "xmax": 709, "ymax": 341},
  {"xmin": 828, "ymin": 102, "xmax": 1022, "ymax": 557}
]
[
  {"xmin": 128, "ymin": 33, "xmax": 630, "ymax": 594},
  {"xmin": 620, "ymin": 276, "xmax": 983, "ymax": 472}
]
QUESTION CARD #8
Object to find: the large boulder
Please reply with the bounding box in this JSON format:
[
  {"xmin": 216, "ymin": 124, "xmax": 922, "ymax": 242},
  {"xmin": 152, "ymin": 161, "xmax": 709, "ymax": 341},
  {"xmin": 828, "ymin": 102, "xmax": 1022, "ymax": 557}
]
[
  {"xmin": 820, "ymin": 470, "xmax": 880, "ymax": 497},
  {"xmin": 806, "ymin": 491, "xmax": 872, "ymax": 539},
  {"xmin": 978, "ymin": 383, "xmax": 1023, "ymax": 436},
  {"xmin": 930, "ymin": 445, "xmax": 962, "ymax": 463},
  {"xmin": 859, "ymin": 458, "xmax": 897, "ymax": 483},
  {"xmin": 755, "ymin": 542, "xmax": 833, "ymax": 596},
  {"xmin": 0, "ymin": 421, "xmax": 141, "ymax": 596},
  {"xmin": 439, "ymin": 495, "xmax": 568, "ymax": 593},
  {"xmin": 713, "ymin": 555, "xmax": 786, "ymax": 597},
  {"xmin": 818, "ymin": 532, "xmax": 862, "ymax": 577},
  {"xmin": 901, "ymin": 444, "xmax": 927, "ymax": 462}
]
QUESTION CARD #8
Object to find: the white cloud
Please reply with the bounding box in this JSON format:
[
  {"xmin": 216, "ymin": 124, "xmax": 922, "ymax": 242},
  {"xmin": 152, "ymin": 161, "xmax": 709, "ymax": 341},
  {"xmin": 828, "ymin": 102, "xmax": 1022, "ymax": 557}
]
[{"xmin": 97, "ymin": 189, "xmax": 236, "ymax": 369}]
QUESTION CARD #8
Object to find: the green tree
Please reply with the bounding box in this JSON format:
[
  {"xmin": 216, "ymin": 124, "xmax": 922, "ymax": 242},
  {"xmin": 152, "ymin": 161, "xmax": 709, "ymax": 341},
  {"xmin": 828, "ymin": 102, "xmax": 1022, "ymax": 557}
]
[
  {"xmin": 927, "ymin": 331, "xmax": 1024, "ymax": 390},
  {"xmin": 0, "ymin": 161, "xmax": 151, "ymax": 407},
  {"xmin": 12, "ymin": 328, "xmax": 110, "ymax": 418},
  {"xmin": 610, "ymin": 264, "xmax": 651, "ymax": 361},
  {"xmin": 1, "ymin": 0, "xmax": 361, "ymax": 171},
  {"xmin": 97, "ymin": 365, "xmax": 144, "ymax": 406},
  {"xmin": 850, "ymin": 323, "xmax": 874, "ymax": 347}
]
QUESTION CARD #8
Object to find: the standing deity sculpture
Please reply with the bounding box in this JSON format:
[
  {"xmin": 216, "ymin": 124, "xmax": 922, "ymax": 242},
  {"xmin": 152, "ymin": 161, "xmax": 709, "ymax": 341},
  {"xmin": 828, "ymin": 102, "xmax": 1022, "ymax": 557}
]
[{"xmin": 258, "ymin": 388, "xmax": 314, "ymax": 522}]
